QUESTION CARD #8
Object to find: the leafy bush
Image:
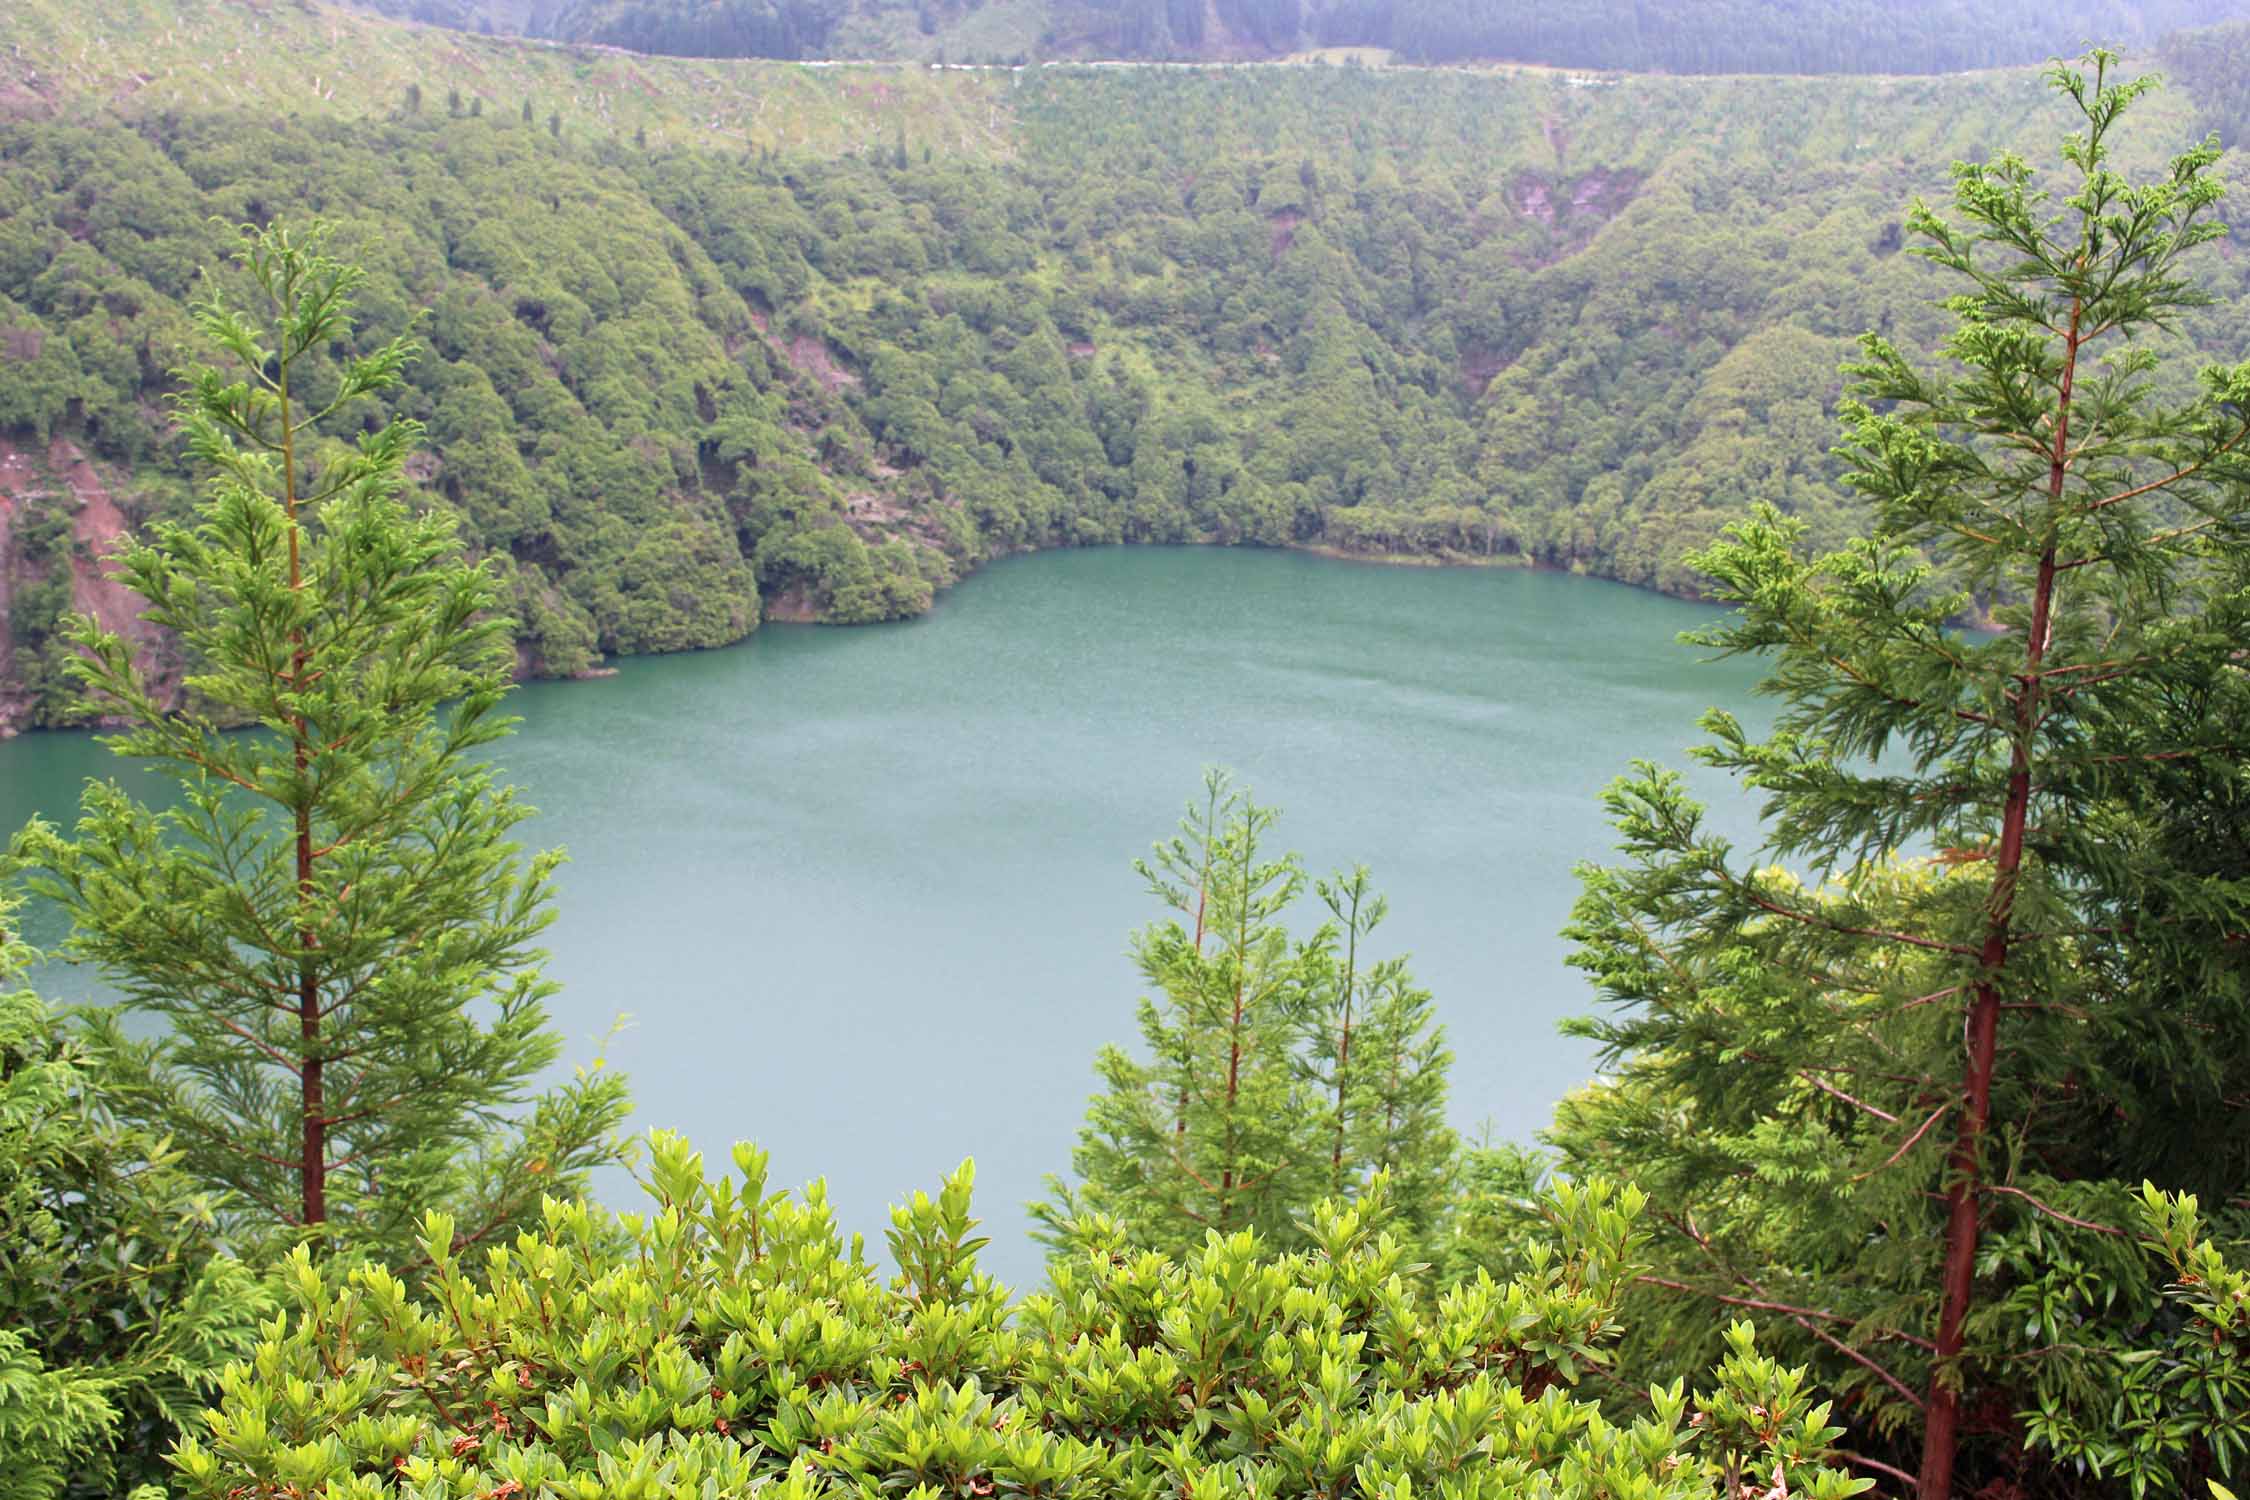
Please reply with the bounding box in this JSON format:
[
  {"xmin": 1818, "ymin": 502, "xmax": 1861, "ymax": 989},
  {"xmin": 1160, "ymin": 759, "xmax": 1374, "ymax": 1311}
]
[
  {"xmin": 0, "ymin": 894, "xmax": 270, "ymax": 1500},
  {"xmin": 174, "ymin": 1131, "xmax": 1869, "ymax": 1500},
  {"xmin": 2019, "ymin": 1186, "xmax": 2250, "ymax": 1496}
]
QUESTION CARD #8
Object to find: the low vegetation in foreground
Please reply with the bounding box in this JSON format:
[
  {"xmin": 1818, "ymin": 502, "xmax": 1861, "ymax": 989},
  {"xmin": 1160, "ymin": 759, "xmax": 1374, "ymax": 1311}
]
[{"xmin": 4, "ymin": 37, "xmax": 2250, "ymax": 1500}]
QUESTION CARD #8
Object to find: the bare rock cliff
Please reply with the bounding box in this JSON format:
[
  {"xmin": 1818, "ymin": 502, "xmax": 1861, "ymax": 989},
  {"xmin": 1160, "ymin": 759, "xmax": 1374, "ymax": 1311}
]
[{"xmin": 0, "ymin": 438, "xmax": 181, "ymax": 737}]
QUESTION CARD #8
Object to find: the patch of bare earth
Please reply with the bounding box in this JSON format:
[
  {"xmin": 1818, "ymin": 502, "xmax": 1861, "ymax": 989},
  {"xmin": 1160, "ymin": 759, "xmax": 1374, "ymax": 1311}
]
[
  {"xmin": 762, "ymin": 584, "xmax": 820, "ymax": 622},
  {"xmin": 53, "ymin": 438, "xmax": 182, "ymax": 721},
  {"xmin": 1459, "ymin": 346, "xmax": 1515, "ymax": 399},
  {"xmin": 1510, "ymin": 166, "xmax": 1642, "ymax": 265},
  {"xmin": 786, "ymin": 334, "xmax": 860, "ymax": 392},
  {"xmin": 0, "ymin": 437, "xmax": 183, "ymax": 733}
]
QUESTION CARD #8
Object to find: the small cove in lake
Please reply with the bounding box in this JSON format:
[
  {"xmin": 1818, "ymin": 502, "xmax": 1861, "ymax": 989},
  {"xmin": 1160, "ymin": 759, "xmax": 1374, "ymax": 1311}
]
[{"xmin": 0, "ymin": 545, "xmax": 1771, "ymax": 1282}]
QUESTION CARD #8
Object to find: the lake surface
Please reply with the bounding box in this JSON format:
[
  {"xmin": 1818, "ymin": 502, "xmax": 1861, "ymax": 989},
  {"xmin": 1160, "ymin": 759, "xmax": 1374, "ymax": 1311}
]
[{"xmin": 0, "ymin": 546, "xmax": 1770, "ymax": 1283}]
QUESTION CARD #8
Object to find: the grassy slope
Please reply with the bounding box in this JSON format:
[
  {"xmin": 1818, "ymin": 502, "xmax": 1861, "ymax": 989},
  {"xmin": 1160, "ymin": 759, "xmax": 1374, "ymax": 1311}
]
[
  {"xmin": 8, "ymin": 0, "xmax": 2201, "ymax": 166},
  {"xmin": 1, "ymin": 0, "xmax": 1014, "ymax": 155}
]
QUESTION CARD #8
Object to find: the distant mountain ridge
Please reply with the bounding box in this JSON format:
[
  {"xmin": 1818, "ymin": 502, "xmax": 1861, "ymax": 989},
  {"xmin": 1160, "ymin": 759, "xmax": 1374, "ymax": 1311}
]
[{"xmin": 341, "ymin": 0, "xmax": 2250, "ymax": 69}]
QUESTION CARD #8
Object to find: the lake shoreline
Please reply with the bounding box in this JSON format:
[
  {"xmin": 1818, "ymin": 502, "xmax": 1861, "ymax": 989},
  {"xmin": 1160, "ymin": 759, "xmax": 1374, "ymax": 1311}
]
[{"xmin": 0, "ymin": 536, "xmax": 1706, "ymax": 738}]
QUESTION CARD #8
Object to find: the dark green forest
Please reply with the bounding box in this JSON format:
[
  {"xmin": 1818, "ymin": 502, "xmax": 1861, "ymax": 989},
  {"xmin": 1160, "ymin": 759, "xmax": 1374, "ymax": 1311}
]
[{"xmin": 6, "ymin": 46, "xmax": 2246, "ymax": 727}]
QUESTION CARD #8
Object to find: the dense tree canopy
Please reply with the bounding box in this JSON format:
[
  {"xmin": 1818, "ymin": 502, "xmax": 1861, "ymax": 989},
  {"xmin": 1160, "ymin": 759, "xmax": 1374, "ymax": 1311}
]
[{"xmin": 5, "ymin": 57, "xmax": 2245, "ymax": 729}]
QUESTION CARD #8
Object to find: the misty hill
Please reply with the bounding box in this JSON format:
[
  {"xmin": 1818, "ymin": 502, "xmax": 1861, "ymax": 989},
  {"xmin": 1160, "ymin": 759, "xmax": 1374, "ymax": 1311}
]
[{"xmin": 343, "ymin": 0, "xmax": 2250, "ymax": 69}]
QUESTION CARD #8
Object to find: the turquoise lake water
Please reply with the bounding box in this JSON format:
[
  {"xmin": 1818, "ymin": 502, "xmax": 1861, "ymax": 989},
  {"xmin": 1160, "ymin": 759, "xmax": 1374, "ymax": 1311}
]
[{"xmin": 0, "ymin": 545, "xmax": 1770, "ymax": 1281}]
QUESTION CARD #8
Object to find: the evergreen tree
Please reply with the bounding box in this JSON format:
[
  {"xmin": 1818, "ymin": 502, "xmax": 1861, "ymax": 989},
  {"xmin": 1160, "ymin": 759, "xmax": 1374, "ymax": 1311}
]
[
  {"xmin": 1306, "ymin": 864, "xmax": 1384, "ymax": 1198},
  {"xmin": 11, "ymin": 223, "xmax": 629, "ymax": 1256},
  {"xmin": 1555, "ymin": 54, "xmax": 2250, "ymax": 1497},
  {"xmin": 1337, "ymin": 953, "xmax": 1456, "ymax": 1222},
  {"xmin": 1038, "ymin": 774, "xmax": 1456, "ymax": 1256},
  {"xmin": 1037, "ymin": 773, "xmax": 1321, "ymax": 1255},
  {"xmin": 1300, "ymin": 864, "xmax": 1458, "ymax": 1234}
]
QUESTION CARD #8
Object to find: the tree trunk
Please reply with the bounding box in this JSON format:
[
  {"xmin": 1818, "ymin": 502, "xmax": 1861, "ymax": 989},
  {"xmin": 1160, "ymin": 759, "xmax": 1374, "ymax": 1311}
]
[
  {"xmin": 1331, "ymin": 895, "xmax": 1359, "ymax": 1195},
  {"xmin": 280, "ymin": 359, "xmax": 325, "ymax": 1232},
  {"xmin": 1917, "ymin": 305, "xmax": 2077, "ymax": 1499},
  {"xmin": 1177, "ymin": 881, "xmax": 1205, "ymax": 1141},
  {"xmin": 1176, "ymin": 783, "xmax": 1223, "ymax": 1143},
  {"xmin": 1218, "ymin": 854, "xmax": 1248, "ymax": 1212}
]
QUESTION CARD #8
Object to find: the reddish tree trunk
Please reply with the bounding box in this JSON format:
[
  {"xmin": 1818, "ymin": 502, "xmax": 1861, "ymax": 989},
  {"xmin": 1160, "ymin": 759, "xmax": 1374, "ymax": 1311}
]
[
  {"xmin": 280, "ymin": 363, "xmax": 326, "ymax": 1231},
  {"xmin": 1331, "ymin": 916, "xmax": 1358, "ymax": 1193},
  {"xmin": 1918, "ymin": 303, "xmax": 2077, "ymax": 1497}
]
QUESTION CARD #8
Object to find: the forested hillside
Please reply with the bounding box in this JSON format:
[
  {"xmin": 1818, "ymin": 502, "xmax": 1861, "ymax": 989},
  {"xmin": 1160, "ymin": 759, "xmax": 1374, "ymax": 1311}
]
[
  {"xmin": 356, "ymin": 0, "xmax": 2250, "ymax": 69},
  {"xmin": 2161, "ymin": 17, "xmax": 2250, "ymax": 143},
  {"xmin": 2, "ymin": 0, "xmax": 2247, "ymax": 729}
]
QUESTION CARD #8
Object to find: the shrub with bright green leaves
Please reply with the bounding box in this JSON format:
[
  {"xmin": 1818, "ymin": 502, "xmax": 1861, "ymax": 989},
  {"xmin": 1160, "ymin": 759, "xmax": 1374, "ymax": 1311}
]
[
  {"xmin": 172, "ymin": 1131, "xmax": 1869, "ymax": 1500},
  {"xmin": 2019, "ymin": 1186, "xmax": 2250, "ymax": 1496},
  {"xmin": 0, "ymin": 891, "xmax": 270, "ymax": 1500}
]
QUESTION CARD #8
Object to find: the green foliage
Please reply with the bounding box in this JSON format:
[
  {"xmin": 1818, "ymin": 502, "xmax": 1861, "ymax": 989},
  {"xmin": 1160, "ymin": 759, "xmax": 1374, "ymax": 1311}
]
[
  {"xmin": 0, "ymin": 891, "xmax": 269, "ymax": 1500},
  {"xmin": 1301, "ymin": 864, "xmax": 1458, "ymax": 1227},
  {"xmin": 2019, "ymin": 1187, "xmax": 2250, "ymax": 1497},
  {"xmin": 1366, "ymin": 0, "xmax": 2233, "ymax": 70},
  {"xmin": 1548, "ymin": 53, "xmax": 2250, "ymax": 1496},
  {"xmin": 169, "ymin": 1129, "xmax": 1869, "ymax": 1500},
  {"xmin": 555, "ymin": 0, "xmax": 853, "ymax": 60},
  {"xmin": 8, "ymin": 223, "xmax": 629, "ymax": 1255},
  {"xmin": 1038, "ymin": 774, "xmax": 1456, "ymax": 1260}
]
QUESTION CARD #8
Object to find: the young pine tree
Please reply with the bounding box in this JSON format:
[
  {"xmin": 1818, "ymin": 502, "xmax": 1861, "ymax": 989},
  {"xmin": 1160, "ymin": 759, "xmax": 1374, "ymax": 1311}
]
[
  {"xmin": 10, "ymin": 222, "xmax": 628, "ymax": 1256},
  {"xmin": 1300, "ymin": 864, "xmax": 1457, "ymax": 1235},
  {"xmin": 1039, "ymin": 774, "xmax": 1457, "ymax": 1257},
  {"xmin": 1559, "ymin": 55, "xmax": 2250, "ymax": 1498},
  {"xmin": 1336, "ymin": 958, "xmax": 1457, "ymax": 1224},
  {"xmin": 1038, "ymin": 773, "xmax": 1323, "ymax": 1255}
]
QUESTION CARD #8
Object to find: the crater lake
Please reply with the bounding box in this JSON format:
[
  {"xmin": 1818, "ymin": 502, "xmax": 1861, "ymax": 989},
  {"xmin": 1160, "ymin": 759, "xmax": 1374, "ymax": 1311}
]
[{"xmin": 0, "ymin": 546, "xmax": 1771, "ymax": 1282}]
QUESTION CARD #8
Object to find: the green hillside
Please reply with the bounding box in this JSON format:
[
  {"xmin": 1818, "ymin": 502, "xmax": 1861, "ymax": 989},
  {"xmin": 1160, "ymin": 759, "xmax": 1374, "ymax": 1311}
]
[
  {"xmin": 0, "ymin": 0, "xmax": 2243, "ymax": 730},
  {"xmin": 0, "ymin": 0, "xmax": 1011, "ymax": 153}
]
